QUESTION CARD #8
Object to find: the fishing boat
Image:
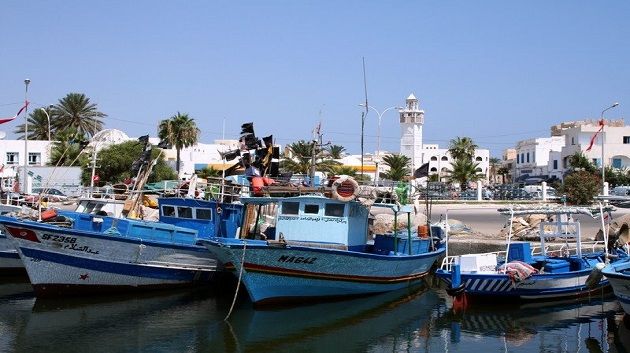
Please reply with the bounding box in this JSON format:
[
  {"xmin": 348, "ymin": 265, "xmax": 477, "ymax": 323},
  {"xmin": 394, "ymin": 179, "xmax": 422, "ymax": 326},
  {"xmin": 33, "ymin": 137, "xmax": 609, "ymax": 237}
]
[
  {"xmin": 0, "ymin": 197, "xmax": 243, "ymax": 296},
  {"xmin": 0, "ymin": 204, "xmax": 26, "ymax": 275},
  {"xmin": 200, "ymin": 194, "xmax": 445, "ymax": 305},
  {"xmin": 602, "ymin": 256, "xmax": 630, "ymax": 315},
  {"xmin": 435, "ymin": 205, "xmax": 622, "ymax": 303}
]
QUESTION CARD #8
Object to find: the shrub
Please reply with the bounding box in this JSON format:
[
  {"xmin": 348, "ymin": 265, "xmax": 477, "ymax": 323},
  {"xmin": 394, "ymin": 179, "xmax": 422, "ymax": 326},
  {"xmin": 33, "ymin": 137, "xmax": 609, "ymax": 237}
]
[{"xmin": 560, "ymin": 171, "xmax": 601, "ymax": 205}]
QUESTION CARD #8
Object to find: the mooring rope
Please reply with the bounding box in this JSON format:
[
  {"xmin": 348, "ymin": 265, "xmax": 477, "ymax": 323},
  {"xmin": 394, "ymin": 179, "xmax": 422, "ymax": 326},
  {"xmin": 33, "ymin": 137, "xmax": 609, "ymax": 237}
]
[{"xmin": 224, "ymin": 240, "xmax": 247, "ymax": 321}]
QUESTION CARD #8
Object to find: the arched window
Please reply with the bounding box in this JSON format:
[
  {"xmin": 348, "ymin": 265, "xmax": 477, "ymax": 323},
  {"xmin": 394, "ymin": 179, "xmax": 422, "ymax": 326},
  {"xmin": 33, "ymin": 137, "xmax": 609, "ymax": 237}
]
[
  {"xmin": 430, "ymin": 167, "xmax": 437, "ymax": 172},
  {"xmin": 430, "ymin": 156, "xmax": 437, "ymax": 161},
  {"xmin": 476, "ymin": 167, "xmax": 482, "ymax": 172},
  {"xmin": 441, "ymin": 156, "xmax": 448, "ymax": 161},
  {"xmin": 475, "ymin": 156, "xmax": 482, "ymax": 161}
]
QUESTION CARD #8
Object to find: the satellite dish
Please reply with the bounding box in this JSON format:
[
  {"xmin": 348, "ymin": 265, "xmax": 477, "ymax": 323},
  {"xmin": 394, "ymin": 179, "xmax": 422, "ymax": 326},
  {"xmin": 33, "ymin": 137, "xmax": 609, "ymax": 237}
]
[{"xmin": 0, "ymin": 131, "xmax": 6, "ymax": 139}]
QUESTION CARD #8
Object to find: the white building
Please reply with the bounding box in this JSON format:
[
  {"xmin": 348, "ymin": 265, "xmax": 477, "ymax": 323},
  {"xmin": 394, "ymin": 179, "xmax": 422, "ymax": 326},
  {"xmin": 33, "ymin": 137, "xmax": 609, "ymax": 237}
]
[
  {"xmin": 553, "ymin": 119, "xmax": 630, "ymax": 172},
  {"xmin": 0, "ymin": 137, "xmax": 53, "ymax": 191},
  {"xmin": 513, "ymin": 136, "xmax": 565, "ymax": 181},
  {"xmin": 398, "ymin": 94, "xmax": 490, "ymax": 184}
]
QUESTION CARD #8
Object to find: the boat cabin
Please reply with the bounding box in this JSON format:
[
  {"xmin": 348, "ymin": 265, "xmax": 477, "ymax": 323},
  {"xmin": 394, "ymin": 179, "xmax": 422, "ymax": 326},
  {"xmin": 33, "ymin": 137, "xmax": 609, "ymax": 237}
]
[
  {"xmin": 245, "ymin": 195, "xmax": 369, "ymax": 251},
  {"xmin": 158, "ymin": 198, "xmax": 243, "ymax": 239}
]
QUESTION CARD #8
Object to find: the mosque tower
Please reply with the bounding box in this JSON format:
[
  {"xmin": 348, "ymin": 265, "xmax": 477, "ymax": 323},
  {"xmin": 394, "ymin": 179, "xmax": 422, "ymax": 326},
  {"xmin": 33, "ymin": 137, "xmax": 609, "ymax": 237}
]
[{"xmin": 399, "ymin": 93, "xmax": 424, "ymax": 171}]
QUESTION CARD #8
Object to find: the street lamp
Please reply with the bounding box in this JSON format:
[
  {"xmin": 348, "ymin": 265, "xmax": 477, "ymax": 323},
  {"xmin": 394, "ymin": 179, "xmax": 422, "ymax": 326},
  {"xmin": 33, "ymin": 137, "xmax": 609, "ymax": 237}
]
[
  {"xmin": 600, "ymin": 102, "xmax": 619, "ymax": 194},
  {"xmin": 22, "ymin": 78, "xmax": 30, "ymax": 193},
  {"xmin": 358, "ymin": 104, "xmax": 403, "ymax": 183},
  {"xmin": 39, "ymin": 105, "xmax": 54, "ymax": 141}
]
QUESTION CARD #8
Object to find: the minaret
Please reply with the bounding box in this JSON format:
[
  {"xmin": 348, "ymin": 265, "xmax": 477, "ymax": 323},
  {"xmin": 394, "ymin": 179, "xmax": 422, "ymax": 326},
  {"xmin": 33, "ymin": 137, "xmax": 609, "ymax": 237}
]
[{"xmin": 399, "ymin": 93, "xmax": 424, "ymax": 172}]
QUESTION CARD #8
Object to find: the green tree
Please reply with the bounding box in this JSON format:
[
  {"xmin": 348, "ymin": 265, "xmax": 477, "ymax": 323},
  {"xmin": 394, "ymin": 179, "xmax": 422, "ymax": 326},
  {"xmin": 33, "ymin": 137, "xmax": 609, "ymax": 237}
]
[
  {"xmin": 560, "ymin": 170, "xmax": 600, "ymax": 205},
  {"xmin": 489, "ymin": 157, "xmax": 501, "ymax": 184},
  {"xmin": 81, "ymin": 141, "xmax": 176, "ymax": 185},
  {"xmin": 568, "ymin": 152, "xmax": 597, "ymax": 173},
  {"xmin": 331, "ymin": 165, "xmax": 357, "ymax": 177},
  {"xmin": 604, "ymin": 166, "xmax": 630, "ymax": 187},
  {"xmin": 48, "ymin": 128, "xmax": 89, "ymax": 167},
  {"xmin": 52, "ymin": 93, "xmax": 107, "ymax": 137},
  {"xmin": 448, "ymin": 137, "xmax": 478, "ymax": 161},
  {"xmin": 157, "ymin": 112, "xmax": 200, "ymax": 176},
  {"xmin": 281, "ymin": 140, "xmax": 340, "ymax": 174},
  {"xmin": 198, "ymin": 166, "xmax": 221, "ymax": 179},
  {"xmin": 326, "ymin": 144, "xmax": 346, "ymax": 159},
  {"xmin": 381, "ymin": 154, "xmax": 411, "ymax": 181},
  {"xmin": 446, "ymin": 158, "xmax": 484, "ymax": 190},
  {"xmin": 14, "ymin": 108, "xmax": 53, "ymax": 140}
]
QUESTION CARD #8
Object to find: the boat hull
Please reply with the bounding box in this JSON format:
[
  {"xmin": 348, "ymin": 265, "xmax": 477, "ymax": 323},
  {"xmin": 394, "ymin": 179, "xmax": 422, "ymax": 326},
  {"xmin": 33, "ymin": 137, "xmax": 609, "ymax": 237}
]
[
  {"xmin": 0, "ymin": 235, "xmax": 25, "ymax": 275},
  {"xmin": 435, "ymin": 268, "xmax": 607, "ymax": 301},
  {"xmin": 0, "ymin": 221, "xmax": 216, "ymax": 297},
  {"xmin": 603, "ymin": 260, "xmax": 630, "ymax": 315},
  {"xmin": 203, "ymin": 238, "xmax": 445, "ymax": 304}
]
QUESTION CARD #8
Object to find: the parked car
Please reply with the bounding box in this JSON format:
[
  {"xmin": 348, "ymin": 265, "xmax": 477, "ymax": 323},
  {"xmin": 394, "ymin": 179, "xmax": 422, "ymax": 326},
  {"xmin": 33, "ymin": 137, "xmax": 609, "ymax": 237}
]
[{"xmin": 26, "ymin": 187, "xmax": 68, "ymax": 203}]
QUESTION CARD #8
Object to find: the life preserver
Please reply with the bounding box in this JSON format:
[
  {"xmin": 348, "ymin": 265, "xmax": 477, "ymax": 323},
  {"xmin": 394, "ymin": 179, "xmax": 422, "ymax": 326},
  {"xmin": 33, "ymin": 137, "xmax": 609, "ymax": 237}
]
[{"xmin": 331, "ymin": 175, "xmax": 359, "ymax": 202}]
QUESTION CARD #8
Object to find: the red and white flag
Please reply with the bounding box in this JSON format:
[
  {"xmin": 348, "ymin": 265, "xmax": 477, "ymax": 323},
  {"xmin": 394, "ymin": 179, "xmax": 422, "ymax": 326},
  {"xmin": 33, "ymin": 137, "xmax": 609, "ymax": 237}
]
[
  {"xmin": 585, "ymin": 119, "xmax": 605, "ymax": 152},
  {"xmin": 0, "ymin": 101, "xmax": 30, "ymax": 125}
]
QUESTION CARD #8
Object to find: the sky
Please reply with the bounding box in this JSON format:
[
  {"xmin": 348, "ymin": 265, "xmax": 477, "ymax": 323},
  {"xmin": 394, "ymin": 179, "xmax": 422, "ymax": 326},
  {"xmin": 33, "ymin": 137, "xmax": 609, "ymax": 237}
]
[{"xmin": 1, "ymin": 1, "xmax": 629, "ymax": 157}]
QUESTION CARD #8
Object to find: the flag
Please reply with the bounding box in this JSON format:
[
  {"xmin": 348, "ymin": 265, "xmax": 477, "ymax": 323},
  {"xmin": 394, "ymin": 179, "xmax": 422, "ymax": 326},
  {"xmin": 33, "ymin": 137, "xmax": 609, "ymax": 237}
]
[
  {"xmin": 413, "ymin": 162, "xmax": 430, "ymax": 179},
  {"xmin": 585, "ymin": 119, "xmax": 605, "ymax": 152},
  {"xmin": 157, "ymin": 140, "xmax": 172, "ymax": 149},
  {"xmin": 0, "ymin": 101, "xmax": 29, "ymax": 125}
]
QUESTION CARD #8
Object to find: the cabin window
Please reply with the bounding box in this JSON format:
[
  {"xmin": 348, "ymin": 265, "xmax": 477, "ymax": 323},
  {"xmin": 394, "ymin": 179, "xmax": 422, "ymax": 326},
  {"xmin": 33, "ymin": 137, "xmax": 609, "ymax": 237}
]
[
  {"xmin": 162, "ymin": 206, "xmax": 176, "ymax": 217},
  {"xmin": 177, "ymin": 207, "xmax": 193, "ymax": 218},
  {"xmin": 195, "ymin": 208, "xmax": 212, "ymax": 220},
  {"xmin": 304, "ymin": 204, "xmax": 319, "ymax": 214},
  {"xmin": 281, "ymin": 202, "xmax": 299, "ymax": 215},
  {"xmin": 325, "ymin": 203, "xmax": 345, "ymax": 217}
]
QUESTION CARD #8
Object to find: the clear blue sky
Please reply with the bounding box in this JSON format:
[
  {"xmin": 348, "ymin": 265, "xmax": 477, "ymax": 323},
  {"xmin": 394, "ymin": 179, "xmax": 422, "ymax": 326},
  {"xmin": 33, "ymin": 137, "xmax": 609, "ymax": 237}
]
[{"xmin": 2, "ymin": 1, "xmax": 629, "ymax": 157}]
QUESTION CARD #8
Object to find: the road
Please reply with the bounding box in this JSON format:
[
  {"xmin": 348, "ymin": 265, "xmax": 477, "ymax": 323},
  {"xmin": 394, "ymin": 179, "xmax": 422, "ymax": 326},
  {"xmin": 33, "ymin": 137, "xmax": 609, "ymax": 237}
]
[{"xmin": 424, "ymin": 203, "xmax": 630, "ymax": 239}]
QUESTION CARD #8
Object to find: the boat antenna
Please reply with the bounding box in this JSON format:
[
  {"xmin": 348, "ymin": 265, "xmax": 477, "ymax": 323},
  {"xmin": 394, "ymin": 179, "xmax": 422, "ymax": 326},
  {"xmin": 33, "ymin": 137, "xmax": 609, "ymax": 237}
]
[{"xmin": 361, "ymin": 57, "xmax": 369, "ymax": 179}]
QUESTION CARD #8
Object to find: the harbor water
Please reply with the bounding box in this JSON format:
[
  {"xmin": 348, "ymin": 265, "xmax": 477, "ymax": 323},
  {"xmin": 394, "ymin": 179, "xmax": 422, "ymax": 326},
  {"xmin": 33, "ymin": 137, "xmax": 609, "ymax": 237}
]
[{"xmin": 0, "ymin": 276, "xmax": 628, "ymax": 353}]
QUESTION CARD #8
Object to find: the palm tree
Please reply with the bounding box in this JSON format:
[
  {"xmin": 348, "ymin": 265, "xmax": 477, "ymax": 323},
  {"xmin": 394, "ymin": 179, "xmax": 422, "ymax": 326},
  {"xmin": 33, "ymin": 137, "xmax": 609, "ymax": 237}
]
[
  {"xmin": 331, "ymin": 165, "xmax": 357, "ymax": 177},
  {"xmin": 448, "ymin": 137, "xmax": 478, "ymax": 161},
  {"xmin": 158, "ymin": 112, "xmax": 200, "ymax": 176},
  {"xmin": 447, "ymin": 158, "xmax": 484, "ymax": 190},
  {"xmin": 14, "ymin": 109, "xmax": 52, "ymax": 140},
  {"xmin": 381, "ymin": 154, "xmax": 411, "ymax": 181},
  {"xmin": 48, "ymin": 128, "xmax": 88, "ymax": 166},
  {"xmin": 488, "ymin": 157, "xmax": 501, "ymax": 184},
  {"xmin": 326, "ymin": 144, "xmax": 346, "ymax": 159},
  {"xmin": 281, "ymin": 140, "xmax": 340, "ymax": 174},
  {"xmin": 51, "ymin": 93, "xmax": 107, "ymax": 137}
]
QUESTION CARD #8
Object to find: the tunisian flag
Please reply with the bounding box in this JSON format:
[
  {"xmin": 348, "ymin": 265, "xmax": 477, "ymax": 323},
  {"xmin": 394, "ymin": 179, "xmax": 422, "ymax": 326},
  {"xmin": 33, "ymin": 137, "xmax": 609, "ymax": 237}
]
[
  {"xmin": 585, "ymin": 119, "xmax": 605, "ymax": 152},
  {"xmin": 0, "ymin": 101, "xmax": 29, "ymax": 125}
]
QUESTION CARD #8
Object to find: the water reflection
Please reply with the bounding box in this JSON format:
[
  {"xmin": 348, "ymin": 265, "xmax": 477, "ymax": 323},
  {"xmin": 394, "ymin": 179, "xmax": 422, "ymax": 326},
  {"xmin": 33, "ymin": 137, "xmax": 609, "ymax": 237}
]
[{"xmin": 0, "ymin": 278, "xmax": 628, "ymax": 353}]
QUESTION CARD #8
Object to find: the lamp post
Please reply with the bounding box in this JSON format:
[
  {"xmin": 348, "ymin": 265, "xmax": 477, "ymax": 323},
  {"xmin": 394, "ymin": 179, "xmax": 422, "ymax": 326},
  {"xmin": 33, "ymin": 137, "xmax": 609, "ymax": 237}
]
[
  {"xmin": 358, "ymin": 104, "xmax": 402, "ymax": 184},
  {"xmin": 600, "ymin": 102, "xmax": 619, "ymax": 194},
  {"xmin": 22, "ymin": 79, "xmax": 30, "ymax": 193},
  {"xmin": 39, "ymin": 105, "xmax": 54, "ymax": 142}
]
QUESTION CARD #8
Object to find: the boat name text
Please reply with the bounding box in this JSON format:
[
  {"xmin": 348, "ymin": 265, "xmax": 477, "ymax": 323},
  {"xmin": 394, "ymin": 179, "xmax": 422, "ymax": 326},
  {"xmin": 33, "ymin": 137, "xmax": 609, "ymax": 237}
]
[{"xmin": 277, "ymin": 255, "xmax": 317, "ymax": 264}]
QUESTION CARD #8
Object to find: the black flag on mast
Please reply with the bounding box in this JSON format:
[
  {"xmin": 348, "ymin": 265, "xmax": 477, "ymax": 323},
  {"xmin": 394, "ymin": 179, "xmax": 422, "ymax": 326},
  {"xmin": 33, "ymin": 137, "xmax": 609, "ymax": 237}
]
[{"xmin": 413, "ymin": 162, "xmax": 430, "ymax": 179}]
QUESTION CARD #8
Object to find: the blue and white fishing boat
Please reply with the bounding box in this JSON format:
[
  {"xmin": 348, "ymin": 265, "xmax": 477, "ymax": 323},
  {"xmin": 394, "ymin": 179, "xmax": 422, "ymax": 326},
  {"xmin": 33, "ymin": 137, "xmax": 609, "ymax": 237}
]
[
  {"xmin": 602, "ymin": 256, "xmax": 630, "ymax": 315},
  {"xmin": 0, "ymin": 204, "xmax": 26, "ymax": 275},
  {"xmin": 0, "ymin": 198, "xmax": 243, "ymax": 296},
  {"xmin": 436, "ymin": 205, "xmax": 621, "ymax": 302},
  {"xmin": 200, "ymin": 194, "xmax": 445, "ymax": 305}
]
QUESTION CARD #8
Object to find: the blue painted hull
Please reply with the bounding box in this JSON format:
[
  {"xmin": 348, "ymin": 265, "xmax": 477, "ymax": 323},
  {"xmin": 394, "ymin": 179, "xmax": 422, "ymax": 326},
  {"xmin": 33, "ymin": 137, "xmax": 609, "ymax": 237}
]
[
  {"xmin": 0, "ymin": 217, "xmax": 216, "ymax": 297},
  {"xmin": 602, "ymin": 257, "xmax": 630, "ymax": 315},
  {"xmin": 202, "ymin": 238, "xmax": 445, "ymax": 304},
  {"xmin": 435, "ymin": 265, "xmax": 607, "ymax": 301}
]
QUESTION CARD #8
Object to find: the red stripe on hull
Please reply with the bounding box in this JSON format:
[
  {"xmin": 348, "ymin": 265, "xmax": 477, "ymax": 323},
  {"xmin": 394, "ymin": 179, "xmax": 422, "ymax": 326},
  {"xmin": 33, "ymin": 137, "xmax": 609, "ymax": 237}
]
[{"xmin": 238, "ymin": 262, "xmax": 429, "ymax": 284}]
